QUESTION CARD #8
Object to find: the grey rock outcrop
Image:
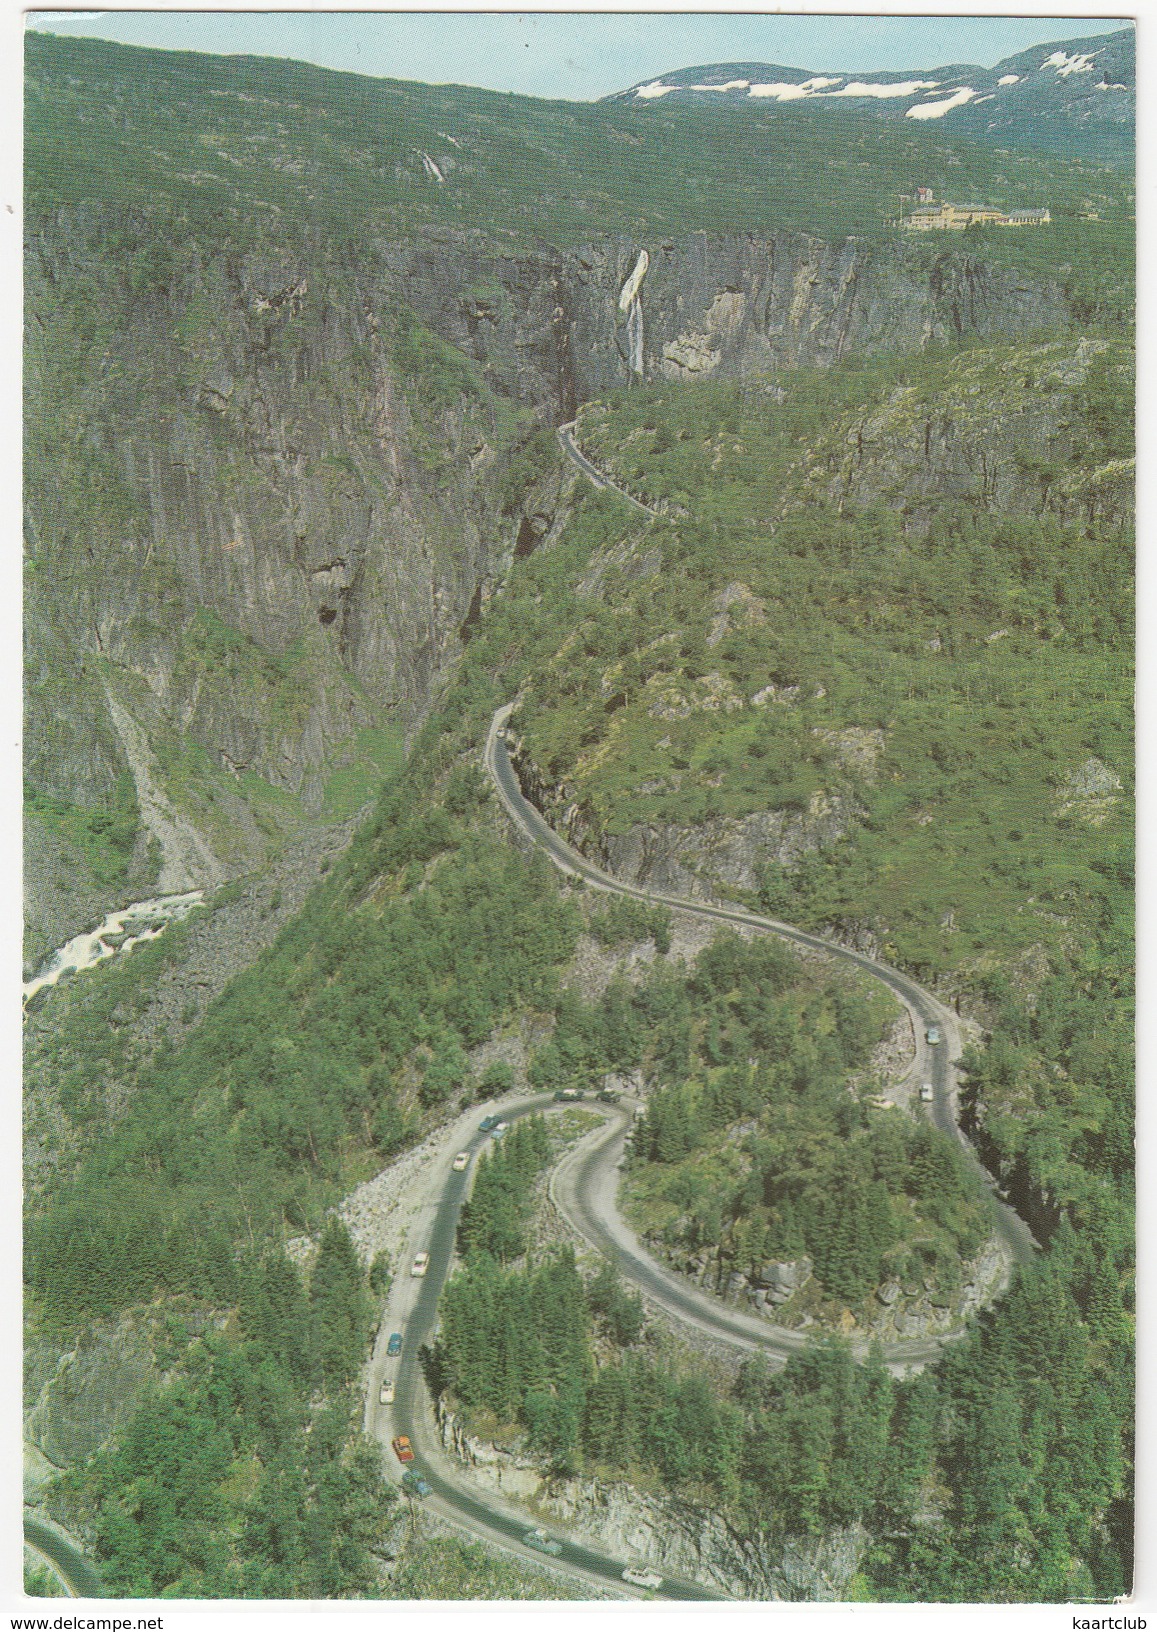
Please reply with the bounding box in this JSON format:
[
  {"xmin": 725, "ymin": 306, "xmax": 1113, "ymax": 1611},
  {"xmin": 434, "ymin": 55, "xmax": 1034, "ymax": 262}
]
[
  {"xmin": 510, "ymin": 737, "xmax": 862, "ymax": 901},
  {"xmin": 439, "ymin": 1404, "xmax": 867, "ymax": 1598},
  {"xmin": 791, "ymin": 336, "xmax": 1133, "ymax": 535},
  {"xmin": 756, "ymin": 1258, "xmax": 814, "ymax": 1301}
]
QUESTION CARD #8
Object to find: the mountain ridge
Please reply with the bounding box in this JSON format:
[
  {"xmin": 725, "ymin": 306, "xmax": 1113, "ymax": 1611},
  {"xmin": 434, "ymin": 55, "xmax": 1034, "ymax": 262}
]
[{"xmin": 607, "ymin": 26, "xmax": 1134, "ymax": 163}]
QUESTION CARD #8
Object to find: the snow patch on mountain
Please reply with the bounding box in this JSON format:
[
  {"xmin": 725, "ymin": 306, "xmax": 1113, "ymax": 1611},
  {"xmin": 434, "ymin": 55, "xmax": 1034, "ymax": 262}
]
[
  {"xmin": 612, "ymin": 30, "xmax": 1131, "ymax": 158},
  {"xmin": 1041, "ymin": 50, "xmax": 1098, "ymax": 76},
  {"xmin": 907, "ymin": 87, "xmax": 977, "ymax": 120},
  {"xmin": 748, "ymin": 81, "xmax": 810, "ymax": 100},
  {"xmin": 832, "ymin": 79, "xmax": 940, "ymax": 99}
]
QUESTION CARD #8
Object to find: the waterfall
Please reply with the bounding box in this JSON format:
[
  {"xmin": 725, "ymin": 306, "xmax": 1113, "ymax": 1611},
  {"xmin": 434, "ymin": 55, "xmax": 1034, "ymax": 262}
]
[
  {"xmin": 618, "ymin": 250, "xmax": 649, "ymax": 378},
  {"xmin": 626, "ymin": 298, "xmax": 645, "ymax": 376}
]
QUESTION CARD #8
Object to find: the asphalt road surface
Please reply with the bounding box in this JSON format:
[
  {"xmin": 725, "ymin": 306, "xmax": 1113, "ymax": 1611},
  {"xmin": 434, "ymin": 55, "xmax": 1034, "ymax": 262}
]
[
  {"xmin": 366, "ymin": 1096, "xmax": 728, "ymax": 1600},
  {"xmin": 553, "ymin": 1104, "xmax": 972, "ymax": 1368},
  {"xmin": 23, "ymin": 1514, "xmax": 102, "ymax": 1598},
  {"xmin": 557, "ymin": 423, "xmax": 658, "ymax": 516},
  {"xmin": 485, "ymin": 703, "xmax": 1038, "ymax": 1282},
  {"xmin": 355, "ymin": 706, "xmax": 1042, "ymax": 1600},
  {"xmin": 25, "ymin": 693, "xmax": 1037, "ymax": 1606}
]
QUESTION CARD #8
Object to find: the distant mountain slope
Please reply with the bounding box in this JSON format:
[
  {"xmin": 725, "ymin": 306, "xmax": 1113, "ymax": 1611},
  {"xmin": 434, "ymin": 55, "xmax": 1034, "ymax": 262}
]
[
  {"xmin": 26, "ymin": 29, "xmax": 1132, "ymax": 252},
  {"xmin": 608, "ymin": 27, "xmax": 1133, "ymax": 163}
]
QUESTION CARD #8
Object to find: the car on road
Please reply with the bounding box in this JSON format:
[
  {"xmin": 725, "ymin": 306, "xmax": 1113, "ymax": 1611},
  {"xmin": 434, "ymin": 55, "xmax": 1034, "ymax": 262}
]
[
  {"xmin": 553, "ymin": 1088, "xmax": 584, "ymax": 1102},
  {"xmin": 596, "ymin": 1088, "xmax": 620, "ymax": 1104},
  {"xmin": 391, "ymin": 1436, "xmax": 415, "ymax": 1463},
  {"xmin": 387, "ymin": 1332, "xmax": 403, "ymax": 1357},
  {"xmin": 411, "ymin": 1251, "xmax": 430, "ymax": 1278},
  {"xmin": 379, "ymin": 1379, "xmax": 395, "ymax": 1405},
  {"xmin": 523, "ymin": 1528, "xmax": 563, "ymax": 1557},
  {"xmin": 925, "ymin": 1025, "xmax": 942, "ymax": 1046},
  {"xmin": 491, "ymin": 1121, "xmax": 509, "ymax": 1138},
  {"xmin": 622, "ymin": 1565, "xmax": 663, "ymax": 1590},
  {"xmin": 479, "ymin": 1115, "xmax": 500, "ymax": 1132},
  {"xmin": 452, "ymin": 1151, "xmax": 470, "ymax": 1171},
  {"xmin": 402, "ymin": 1469, "xmax": 432, "ymax": 1499},
  {"xmin": 920, "ymin": 1082, "xmax": 934, "ymax": 1103}
]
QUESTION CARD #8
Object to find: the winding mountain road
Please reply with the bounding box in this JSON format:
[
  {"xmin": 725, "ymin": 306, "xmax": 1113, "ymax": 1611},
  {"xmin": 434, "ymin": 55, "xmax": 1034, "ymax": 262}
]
[
  {"xmin": 29, "ymin": 425, "xmax": 1037, "ymax": 1601},
  {"xmin": 363, "ymin": 1092, "xmax": 728, "ymax": 1600},
  {"xmin": 486, "ymin": 705, "xmax": 1037, "ymax": 1278},
  {"xmin": 557, "ymin": 423, "xmax": 658, "ymax": 515},
  {"xmin": 360, "ymin": 705, "xmax": 1039, "ymax": 1600}
]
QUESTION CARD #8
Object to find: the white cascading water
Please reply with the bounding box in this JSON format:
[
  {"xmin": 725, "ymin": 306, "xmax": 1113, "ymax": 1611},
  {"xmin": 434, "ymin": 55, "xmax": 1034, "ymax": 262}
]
[
  {"xmin": 618, "ymin": 249, "xmax": 649, "ymax": 376},
  {"xmin": 625, "ymin": 299, "xmax": 644, "ymax": 376},
  {"xmin": 23, "ymin": 891, "xmax": 205, "ymax": 1009}
]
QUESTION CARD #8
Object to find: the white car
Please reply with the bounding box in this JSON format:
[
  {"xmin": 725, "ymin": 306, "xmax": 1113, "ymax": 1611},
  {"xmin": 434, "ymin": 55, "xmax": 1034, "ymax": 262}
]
[
  {"xmin": 379, "ymin": 1379, "xmax": 395, "ymax": 1405},
  {"xmin": 920, "ymin": 1082, "xmax": 934, "ymax": 1103},
  {"xmin": 452, "ymin": 1151, "xmax": 470, "ymax": 1172},
  {"xmin": 622, "ymin": 1566, "xmax": 663, "ymax": 1591},
  {"xmin": 491, "ymin": 1121, "xmax": 509, "ymax": 1139},
  {"xmin": 410, "ymin": 1251, "xmax": 430, "ymax": 1278}
]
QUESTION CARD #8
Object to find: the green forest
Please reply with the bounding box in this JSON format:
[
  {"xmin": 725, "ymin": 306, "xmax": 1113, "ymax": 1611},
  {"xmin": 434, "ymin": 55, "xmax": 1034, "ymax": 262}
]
[
  {"xmin": 56, "ymin": 1221, "xmax": 390, "ymax": 1596},
  {"xmin": 434, "ymin": 1239, "xmax": 1128, "ymax": 1598}
]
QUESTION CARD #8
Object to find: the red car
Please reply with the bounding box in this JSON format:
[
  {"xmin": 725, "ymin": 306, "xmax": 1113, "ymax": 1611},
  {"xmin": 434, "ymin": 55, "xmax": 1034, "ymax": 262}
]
[{"xmin": 392, "ymin": 1435, "xmax": 415, "ymax": 1463}]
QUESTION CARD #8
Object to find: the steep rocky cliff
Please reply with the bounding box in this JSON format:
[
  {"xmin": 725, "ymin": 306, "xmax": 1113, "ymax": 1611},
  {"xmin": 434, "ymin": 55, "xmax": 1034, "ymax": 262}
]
[
  {"xmin": 24, "ymin": 213, "xmax": 570, "ymax": 949},
  {"xmin": 25, "ymin": 206, "xmax": 1075, "ymax": 953},
  {"xmin": 793, "ymin": 335, "xmax": 1134, "ymax": 533},
  {"xmin": 390, "ymin": 229, "xmax": 1072, "ymax": 407}
]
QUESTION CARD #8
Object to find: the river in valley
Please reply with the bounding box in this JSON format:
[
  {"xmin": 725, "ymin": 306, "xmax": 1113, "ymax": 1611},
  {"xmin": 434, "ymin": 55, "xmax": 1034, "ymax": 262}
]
[{"xmin": 23, "ymin": 891, "xmax": 205, "ymax": 1009}]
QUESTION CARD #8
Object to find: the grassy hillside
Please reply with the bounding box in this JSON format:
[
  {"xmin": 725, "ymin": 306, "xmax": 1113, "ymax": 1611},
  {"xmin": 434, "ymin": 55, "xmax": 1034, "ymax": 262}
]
[
  {"xmin": 456, "ymin": 347, "xmax": 1132, "ymax": 1596},
  {"xmin": 517, "ymin": 342, "xmax": 1131, "ymax": 984},
  {"xmin": 26, "ymin": 32, "xmax": 1132, "ymax": 280}
]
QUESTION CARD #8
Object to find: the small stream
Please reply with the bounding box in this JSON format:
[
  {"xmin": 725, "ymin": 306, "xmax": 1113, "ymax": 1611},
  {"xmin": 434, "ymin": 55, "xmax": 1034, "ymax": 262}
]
[{"xmin": 23, "ymin": 891, "xmax": 205, "ymax": 1009}]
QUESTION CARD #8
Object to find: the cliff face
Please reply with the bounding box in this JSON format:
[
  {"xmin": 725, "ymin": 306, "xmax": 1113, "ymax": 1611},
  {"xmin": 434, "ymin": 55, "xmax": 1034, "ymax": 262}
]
[
  {"xmin": 438, "ymin": 1404, "xmax": 867, "ymax": 1599},
  {"xmin": 390, "ymin": 230, "xmax": 1072, "ymax": 407},
  {"xmin": 792, "ymin": 335, "xmax": 1134, "ymax": 533},
  {"xmin": 27, "ymin": 218, "xmax": 557, "ymax": 796},
  {"xmin": 25, "ymin": 214, "xmax": 572, "ymax": 943},
  {"xmin": 25, "ymin": 208, "xmax": 1073, "ymax": 939}
]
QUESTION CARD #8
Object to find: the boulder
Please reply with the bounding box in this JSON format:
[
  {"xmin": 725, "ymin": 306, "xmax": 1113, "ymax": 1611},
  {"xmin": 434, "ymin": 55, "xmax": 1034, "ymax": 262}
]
[{"xmin": 755, "ymin": 1257, "xmax": 813, "ymax": 1293}]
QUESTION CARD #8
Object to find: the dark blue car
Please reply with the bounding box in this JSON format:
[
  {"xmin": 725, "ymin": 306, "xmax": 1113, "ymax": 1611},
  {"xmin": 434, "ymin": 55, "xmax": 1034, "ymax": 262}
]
[
  {"xmin": 479, "ymin": 1115, "xmax": 499, "ymax": 1132},
  {"xmin": 387, "ymin": 1331, "xmax": 403, "ymax": 1357}
]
